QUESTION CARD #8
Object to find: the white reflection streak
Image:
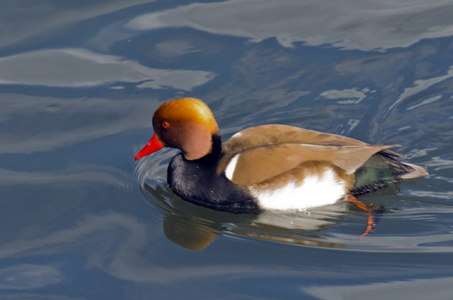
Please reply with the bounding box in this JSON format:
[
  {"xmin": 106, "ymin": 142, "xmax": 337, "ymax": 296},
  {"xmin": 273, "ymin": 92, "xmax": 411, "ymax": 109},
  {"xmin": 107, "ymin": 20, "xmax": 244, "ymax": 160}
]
[
  {"xmin": 407, "ymin": 95, "xmax": 442, "ymax": 111},
  {"xmin": 330, "ymin": 231, "xmax": 453, "ymax": 253},
  {"xmin": 0, "ymin": 48, "xmax": 214, "ymax": 90},
  {"xmin": 303, "ymin": 276, "xmax": 453, "ymax": 300},
  {"xmin": 0, "ymin": 166, "xmax": 127, "ymax": 187},
  {"xmin": 320, "ymin": 88, "xmax": 372, "ymax": 104},
  {"xmin": 423, "ymin": 155, "xmax": 453, "ymax": 171},
  {"xmin": 0, "ymin": 264, "xmax": 63, "ymax": 290},
  {"xmin": 410, "ymin": 191, "xmax": 453, "ymax": 199},
  {"xmin": 387, "ymin": 66, "xmax": 453, "ymax": 114}
]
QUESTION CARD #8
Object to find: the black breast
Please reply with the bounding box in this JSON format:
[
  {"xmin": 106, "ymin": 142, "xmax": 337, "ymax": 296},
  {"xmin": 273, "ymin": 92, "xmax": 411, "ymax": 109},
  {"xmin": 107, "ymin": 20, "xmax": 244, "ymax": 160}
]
[{"xmin": 167, "ymin": 153, "xmax": 261, "ymax": 214}]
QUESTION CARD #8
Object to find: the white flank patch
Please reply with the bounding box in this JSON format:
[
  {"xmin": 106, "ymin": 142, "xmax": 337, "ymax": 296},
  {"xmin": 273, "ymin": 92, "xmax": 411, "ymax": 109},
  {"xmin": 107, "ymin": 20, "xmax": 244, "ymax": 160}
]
[
  {"xmin": 231, "ymin": 131, "xmax": 243, "ymax": 138},
  {"xmin": 251, "ymin": 168, "xmax": 347, "ymax": 211},
  {"xmin": 225, "ymin": 154, "xmax": 239, "ymax": 180}
]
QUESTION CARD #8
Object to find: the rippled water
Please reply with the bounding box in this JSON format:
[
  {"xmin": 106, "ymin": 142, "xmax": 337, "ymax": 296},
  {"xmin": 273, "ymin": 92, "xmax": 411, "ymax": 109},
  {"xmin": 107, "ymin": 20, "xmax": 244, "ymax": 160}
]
[{"xmin": 1, "ymin": 0, "xmax": 453, "ymax": 299}]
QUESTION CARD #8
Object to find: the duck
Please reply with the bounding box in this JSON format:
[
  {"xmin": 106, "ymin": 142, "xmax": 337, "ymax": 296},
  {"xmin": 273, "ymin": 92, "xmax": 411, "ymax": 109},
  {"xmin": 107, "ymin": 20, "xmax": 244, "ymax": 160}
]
[{"xmin": 135, "ymin": 97, "xmax": 428, "ymax": 215}]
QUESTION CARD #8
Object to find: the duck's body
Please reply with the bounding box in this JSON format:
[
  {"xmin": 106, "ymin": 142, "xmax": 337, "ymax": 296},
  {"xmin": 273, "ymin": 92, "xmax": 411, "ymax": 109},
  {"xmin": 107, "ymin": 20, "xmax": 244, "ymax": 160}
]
[{"xmin": 135, "ymin": 98, "xmax": 427, "ymax": 214}]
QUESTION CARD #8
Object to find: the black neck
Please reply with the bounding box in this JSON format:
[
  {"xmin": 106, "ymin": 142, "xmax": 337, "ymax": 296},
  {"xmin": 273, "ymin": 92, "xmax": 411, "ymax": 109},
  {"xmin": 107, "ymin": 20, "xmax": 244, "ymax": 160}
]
[
  {"xmin": 197, "ymin": 132, "xmax": 222, "ymax": 163},
  {"xmin": 167, "ymin": 132, "xmax": 261, "ymax": 214}
]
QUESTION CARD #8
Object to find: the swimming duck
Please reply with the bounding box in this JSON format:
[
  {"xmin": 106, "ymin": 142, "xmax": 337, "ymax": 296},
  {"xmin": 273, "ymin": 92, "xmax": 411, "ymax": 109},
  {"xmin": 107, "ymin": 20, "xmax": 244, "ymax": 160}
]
[{"xmin": 135, "ymin": 98, "xmax": 427, "ymax": 214}]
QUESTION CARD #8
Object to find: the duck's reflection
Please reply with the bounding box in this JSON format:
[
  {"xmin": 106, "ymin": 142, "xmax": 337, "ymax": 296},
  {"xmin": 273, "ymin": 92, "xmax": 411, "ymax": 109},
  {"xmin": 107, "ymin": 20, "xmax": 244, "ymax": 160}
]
[{"xmin": 144, "ymin": 183, "xmax": 389, "ymax": 251}]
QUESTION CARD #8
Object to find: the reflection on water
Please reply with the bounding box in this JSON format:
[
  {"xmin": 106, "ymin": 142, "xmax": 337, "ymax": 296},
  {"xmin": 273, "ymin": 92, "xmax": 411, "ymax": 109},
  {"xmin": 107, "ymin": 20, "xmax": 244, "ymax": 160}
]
[
  {"xmin": 126, "ymin": 0, "xmax": 453, "ymax": 50},
  {"xmin": 144, "ymin": 182, "xmax": 349, "ymax": 250}
]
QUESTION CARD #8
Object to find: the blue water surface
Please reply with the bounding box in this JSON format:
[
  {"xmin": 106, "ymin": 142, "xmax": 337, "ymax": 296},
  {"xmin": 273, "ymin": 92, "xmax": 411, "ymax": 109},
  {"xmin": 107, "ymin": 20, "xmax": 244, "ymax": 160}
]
[{"xmin": 1, "ymin": 1, "xmax": 453, "ymax": 299}]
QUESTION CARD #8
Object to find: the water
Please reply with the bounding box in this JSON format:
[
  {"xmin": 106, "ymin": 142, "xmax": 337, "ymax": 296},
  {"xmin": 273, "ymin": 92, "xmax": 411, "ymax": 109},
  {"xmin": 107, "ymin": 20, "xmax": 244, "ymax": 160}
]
[{"xmin": 1, "ymin": 0, "xmax": 453, "ymax": 299}]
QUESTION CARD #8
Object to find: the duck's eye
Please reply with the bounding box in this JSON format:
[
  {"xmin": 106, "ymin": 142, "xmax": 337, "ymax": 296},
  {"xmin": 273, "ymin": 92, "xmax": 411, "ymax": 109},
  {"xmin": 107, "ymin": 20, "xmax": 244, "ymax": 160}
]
[{"xmin": 162, "ymin": 122, "xmax": 169, "ymax": 128}]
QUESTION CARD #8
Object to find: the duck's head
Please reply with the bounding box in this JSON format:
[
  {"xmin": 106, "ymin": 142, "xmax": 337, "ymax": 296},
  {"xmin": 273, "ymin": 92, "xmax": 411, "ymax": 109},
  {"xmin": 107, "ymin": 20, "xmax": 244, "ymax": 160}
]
[{"xmin": 135, "ymin": 98, "xmax": 220, "ymax": 161}]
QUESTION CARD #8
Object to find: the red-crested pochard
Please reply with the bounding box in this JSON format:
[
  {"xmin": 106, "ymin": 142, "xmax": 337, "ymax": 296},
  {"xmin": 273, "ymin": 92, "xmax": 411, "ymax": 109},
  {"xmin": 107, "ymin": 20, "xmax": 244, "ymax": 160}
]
[{"xmin": 135, "ymin": 98, "xmax": 428, "ymax": 214}]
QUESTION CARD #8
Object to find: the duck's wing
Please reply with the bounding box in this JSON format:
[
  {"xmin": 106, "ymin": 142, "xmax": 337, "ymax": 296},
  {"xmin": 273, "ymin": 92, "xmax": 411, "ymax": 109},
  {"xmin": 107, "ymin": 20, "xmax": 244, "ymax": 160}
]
[
  {"xmin": 218, "ymin": 142, "xmax": 395, "ymax": 186},
  {"xmin": 223, "ymin": 124, "xmax": 401, "ymax": 157}
]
